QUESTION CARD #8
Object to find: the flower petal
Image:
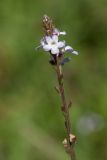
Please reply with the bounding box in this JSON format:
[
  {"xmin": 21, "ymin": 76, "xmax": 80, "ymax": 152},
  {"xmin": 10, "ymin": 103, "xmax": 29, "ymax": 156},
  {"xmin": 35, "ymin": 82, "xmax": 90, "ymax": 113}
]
[
  {"xmin": 45, "ymin": 36, "xmax": 53, "ymax": 44},
  {"xmin": 72, "ymin": 50, "xmax": 78, "ymax": 55},
  {"xmin": 53, "ymin": 28, "xmax": 60, "ymax": 35},
  {"xmin": 51, "ymin": 46, "xmax": 59, "ymax": 54},
  {"xmin": 53, "ymin": 28, "xmax": 66, "ymax": 36},
  {"xmin": 57, "ymin": 41, "xmax": 65, "ymax": 48},
  {"xmin": 59, "ymin": 31, "xmax": 66, "ymax": 35},
  {"xmin": 43, "ymin": 44, "xmax": 51, "ymax": 51},
  {"xmin": 41, "ymin": 39, "xmax": 45, "ymax": 46},
  {"xmin": 52, "ymin": 35, "xmax": 58, "ymax": 43},
  {"xmin": 65, "ymin": 46, "xmax": 73, "ymax": 52}
]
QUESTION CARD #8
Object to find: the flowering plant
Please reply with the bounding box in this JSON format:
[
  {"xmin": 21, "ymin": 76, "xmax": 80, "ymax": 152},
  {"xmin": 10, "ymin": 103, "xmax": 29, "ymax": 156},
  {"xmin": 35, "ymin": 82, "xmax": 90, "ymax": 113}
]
[
  {"xmin": 37, "ymin": 15, "xmax": 78, "ymax": 66},
  {"xmin": 37, "ymin": 15, "xmax": 78, "ymax": 160}
]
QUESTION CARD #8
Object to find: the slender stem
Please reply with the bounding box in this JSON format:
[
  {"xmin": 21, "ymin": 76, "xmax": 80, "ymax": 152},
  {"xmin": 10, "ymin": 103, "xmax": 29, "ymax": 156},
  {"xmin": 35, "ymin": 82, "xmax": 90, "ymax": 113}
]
[{"xmin": 55, "ymin": 58, "xmax": 76, "ymax": 160}]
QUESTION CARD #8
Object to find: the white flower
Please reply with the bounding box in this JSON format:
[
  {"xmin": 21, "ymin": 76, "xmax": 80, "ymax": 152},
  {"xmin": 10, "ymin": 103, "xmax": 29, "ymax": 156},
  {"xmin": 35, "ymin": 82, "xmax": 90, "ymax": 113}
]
[
  {"xmin": 53, "ymin": 28, "xmax": 66, "ymax": 36},
  {"xmin": 64, "ymin": 46, "xmax": 78, "ymax": 55},
  {"xmin": 36, "ymin": 27, "xmax": 78, "ymax": 58},
  {"xmin": 41, "ymin": 35, "xmax": 65, "ymax": 55}
]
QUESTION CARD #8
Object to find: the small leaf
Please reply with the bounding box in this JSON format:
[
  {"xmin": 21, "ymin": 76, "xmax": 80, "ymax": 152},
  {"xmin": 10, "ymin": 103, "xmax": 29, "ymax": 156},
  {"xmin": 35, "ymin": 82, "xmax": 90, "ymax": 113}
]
[
  {"xmin": 54, "ymin": 86, "xmax": 60, "ymax": 94},
  {"xmin": 68, "ymin": 100, "xmax": 72, "ymax": 109}
]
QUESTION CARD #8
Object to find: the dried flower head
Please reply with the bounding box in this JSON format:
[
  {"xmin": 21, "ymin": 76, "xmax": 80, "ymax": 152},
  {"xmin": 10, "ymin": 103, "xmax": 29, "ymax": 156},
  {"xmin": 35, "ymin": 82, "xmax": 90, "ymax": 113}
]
[{"xmin": 43, "ymin": 15, "xmax": 54, "ymax": 36}]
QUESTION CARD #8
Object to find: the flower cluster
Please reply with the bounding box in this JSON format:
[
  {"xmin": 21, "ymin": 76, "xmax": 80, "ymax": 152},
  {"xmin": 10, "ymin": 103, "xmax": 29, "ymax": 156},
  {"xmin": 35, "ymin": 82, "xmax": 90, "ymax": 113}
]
[
  {"xmin": 37, "ymin": 15, "xmax": 78, "ymax": 65},
  {"xmin": 40, "ymin": 28, "xmax": 78, "ymax": 56}
]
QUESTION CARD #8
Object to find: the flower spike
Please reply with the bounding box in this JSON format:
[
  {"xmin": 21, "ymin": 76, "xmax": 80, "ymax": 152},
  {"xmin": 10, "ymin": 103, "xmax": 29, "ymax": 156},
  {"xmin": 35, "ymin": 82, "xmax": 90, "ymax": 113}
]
[{"xmin": 36, "ymin": 15, "xmax": 78, "ymax": 65}]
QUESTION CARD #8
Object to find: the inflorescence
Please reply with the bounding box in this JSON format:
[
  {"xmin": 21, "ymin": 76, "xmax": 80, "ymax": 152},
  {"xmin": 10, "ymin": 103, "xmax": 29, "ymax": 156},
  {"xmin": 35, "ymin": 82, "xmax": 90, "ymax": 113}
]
[{"xmin": 37, "ymin": 15, "xmax": 78, "ymax": 66}]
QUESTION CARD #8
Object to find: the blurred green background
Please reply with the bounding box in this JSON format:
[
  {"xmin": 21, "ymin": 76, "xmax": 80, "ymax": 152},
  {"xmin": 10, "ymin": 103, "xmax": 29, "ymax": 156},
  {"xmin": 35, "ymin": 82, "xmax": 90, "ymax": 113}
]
[{"xmin": 0, "ymin": 0, "xmax": 107, "ymax": 160}]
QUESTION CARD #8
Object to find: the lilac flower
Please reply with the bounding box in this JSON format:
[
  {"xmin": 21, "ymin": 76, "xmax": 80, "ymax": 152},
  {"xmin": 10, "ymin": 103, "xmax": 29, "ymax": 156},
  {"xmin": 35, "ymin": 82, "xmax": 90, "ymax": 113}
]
[
  {"xmin": 41, "ymin": 35, "xmax": 65, "ymax": 55},
  {"xmin": 37, "ymin": 25, "xmax": 78, "ymax": 64}
]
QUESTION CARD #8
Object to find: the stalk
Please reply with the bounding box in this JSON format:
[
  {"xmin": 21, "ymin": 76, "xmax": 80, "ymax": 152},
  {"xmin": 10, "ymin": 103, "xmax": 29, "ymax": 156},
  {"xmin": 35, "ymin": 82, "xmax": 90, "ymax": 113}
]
[
  {"xmin": 37, "ymin": 14, "xmax": 78, "ymax": 160},
  {"xmin": 55, "ymin": 57, "xmax": 76, "ymax": 160}
]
